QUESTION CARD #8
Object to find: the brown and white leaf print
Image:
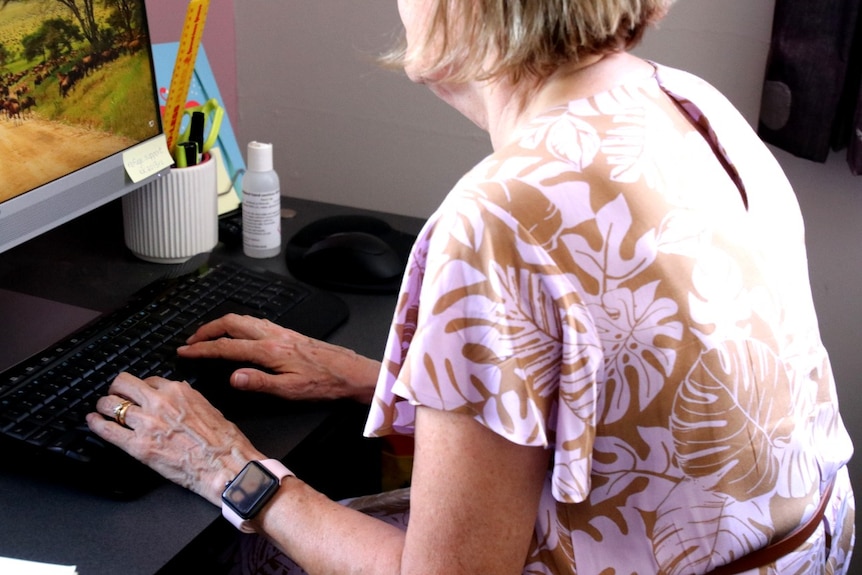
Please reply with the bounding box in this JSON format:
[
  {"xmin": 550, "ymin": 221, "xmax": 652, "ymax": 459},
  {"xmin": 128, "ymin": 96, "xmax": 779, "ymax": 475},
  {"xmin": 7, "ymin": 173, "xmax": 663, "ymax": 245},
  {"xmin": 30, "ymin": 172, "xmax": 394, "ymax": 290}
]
[
  {"xmin": 590, "ymin": 426, "xmax": 679, "ymax": 508},
  {"xmin": 521, "ymin": 105, "xmax": 602, "ymax": 170},
  {"xmin": 561, "ymin": 193, "xmax": 657, "ymax": 294},
  {"xmin": 560, "ymin": 192, "xmax": 683, "ymax": 423},
  {"xmin": 653, "ymin": 480, "xmax": 771, "ymax": 574},
  {"xmin": 433, "ymin": 265, "xmax": 563, "ymax": 440},
  {"xmin": 595, "ymin": 85, "xmax": 653, "ymax": 185},
  {"xmin": 596, "ymin": 83, "xmax": 686, "ymax": 188},
  {"xmin": 670, "ymin": 340, "xmax": 794, "ymax": 500},
  {"xmin": 591, "ymin": 282, "xmax": 683, "ymax": 424}
]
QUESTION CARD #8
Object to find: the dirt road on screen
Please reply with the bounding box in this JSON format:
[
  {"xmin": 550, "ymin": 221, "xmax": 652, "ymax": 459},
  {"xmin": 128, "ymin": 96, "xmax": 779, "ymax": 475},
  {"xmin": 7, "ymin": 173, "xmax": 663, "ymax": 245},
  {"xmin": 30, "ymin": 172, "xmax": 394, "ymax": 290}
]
[{"xmin": 0, "ymin": 114, "xmax": 133, "ymax": 202}]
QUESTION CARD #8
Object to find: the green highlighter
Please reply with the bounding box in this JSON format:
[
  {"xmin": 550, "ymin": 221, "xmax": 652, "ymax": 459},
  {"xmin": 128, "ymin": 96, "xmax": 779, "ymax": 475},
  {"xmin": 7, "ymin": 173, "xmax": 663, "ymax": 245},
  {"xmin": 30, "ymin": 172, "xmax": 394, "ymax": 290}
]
[{"xmin": 176, "ymin": 141, "xmax": 199, "ymax": 168}]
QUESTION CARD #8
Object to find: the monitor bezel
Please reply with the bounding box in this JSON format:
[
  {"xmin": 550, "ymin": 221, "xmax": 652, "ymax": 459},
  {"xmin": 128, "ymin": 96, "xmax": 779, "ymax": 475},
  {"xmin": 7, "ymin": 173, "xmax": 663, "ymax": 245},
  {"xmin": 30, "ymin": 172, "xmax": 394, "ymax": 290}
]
[{"xmin": 0, "ymin": 147, "xmax": 169, "ymax": 254}]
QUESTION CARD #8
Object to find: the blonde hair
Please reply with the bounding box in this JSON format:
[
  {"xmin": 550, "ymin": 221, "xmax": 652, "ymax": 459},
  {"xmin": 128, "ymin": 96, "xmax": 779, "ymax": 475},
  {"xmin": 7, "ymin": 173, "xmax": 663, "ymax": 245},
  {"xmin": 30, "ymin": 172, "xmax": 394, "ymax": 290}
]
[{"xmin": 385, "ymin": 0, "xmax": 674, "ymax": 84}]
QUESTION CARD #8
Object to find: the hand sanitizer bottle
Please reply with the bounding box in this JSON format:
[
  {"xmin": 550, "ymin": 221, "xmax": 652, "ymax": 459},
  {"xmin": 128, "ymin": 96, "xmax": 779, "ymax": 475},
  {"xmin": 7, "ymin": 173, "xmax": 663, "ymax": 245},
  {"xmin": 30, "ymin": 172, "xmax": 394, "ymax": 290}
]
[{"xmin": 242, "ymin": 141, "xmax": 281, "ymax": 258}]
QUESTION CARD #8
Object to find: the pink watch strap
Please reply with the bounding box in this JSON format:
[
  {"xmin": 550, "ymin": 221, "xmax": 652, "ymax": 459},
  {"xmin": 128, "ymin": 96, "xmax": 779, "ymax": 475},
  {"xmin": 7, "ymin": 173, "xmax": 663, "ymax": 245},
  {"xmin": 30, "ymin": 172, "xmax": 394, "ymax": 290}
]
[{"xmin": 222, "ymin": 458, "xmax": 293, "ymax": 533}]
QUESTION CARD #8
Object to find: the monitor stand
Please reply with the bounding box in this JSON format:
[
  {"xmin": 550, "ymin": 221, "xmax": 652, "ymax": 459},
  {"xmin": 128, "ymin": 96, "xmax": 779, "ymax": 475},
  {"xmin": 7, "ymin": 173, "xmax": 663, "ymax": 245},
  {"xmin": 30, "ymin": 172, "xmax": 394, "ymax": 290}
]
[{"xmin": 0, "ymin": 289, "xmax": 100, "ymax": 373}]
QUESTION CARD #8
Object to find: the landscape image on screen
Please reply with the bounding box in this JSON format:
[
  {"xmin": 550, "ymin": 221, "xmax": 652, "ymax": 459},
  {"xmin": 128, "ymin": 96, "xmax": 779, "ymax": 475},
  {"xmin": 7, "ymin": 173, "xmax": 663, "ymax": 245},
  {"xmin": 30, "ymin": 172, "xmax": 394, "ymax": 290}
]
[{"xmin": 0, "ymin": 0, "xmax": 160, "ymax": 203}]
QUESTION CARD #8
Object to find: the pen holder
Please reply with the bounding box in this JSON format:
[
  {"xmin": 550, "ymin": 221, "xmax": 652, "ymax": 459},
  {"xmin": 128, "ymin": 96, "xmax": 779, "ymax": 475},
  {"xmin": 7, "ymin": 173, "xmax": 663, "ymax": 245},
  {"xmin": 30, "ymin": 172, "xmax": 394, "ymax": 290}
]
[{"xmin": 122, "ymin": 153, "xmax": 218, "ymax": 264}]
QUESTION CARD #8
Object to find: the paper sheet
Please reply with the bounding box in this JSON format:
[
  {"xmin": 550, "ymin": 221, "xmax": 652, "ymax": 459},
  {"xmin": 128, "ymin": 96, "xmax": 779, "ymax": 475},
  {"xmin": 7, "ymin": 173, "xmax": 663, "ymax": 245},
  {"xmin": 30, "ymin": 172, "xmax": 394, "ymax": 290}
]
[{"xmin": 0, "ymin": 557, "xmax": 77, "ymax": 574}]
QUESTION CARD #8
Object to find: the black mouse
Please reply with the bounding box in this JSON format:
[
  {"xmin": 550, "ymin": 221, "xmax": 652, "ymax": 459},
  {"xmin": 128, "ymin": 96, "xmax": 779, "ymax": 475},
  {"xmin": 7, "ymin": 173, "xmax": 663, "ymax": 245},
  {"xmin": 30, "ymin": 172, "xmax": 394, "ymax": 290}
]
[
  {"xmin": 285, "ymin": 214, "xmax": 415, "ymax": 293},
  {"xmin": 302, "ymin": 231, "xmax": 404, "ymax": 284}
]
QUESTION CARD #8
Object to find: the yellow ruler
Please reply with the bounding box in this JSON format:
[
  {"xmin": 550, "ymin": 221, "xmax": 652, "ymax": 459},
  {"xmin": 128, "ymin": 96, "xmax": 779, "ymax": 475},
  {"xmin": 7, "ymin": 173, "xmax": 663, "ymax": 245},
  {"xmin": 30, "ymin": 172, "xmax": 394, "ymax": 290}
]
[{"xmin": 163, "ymin": 0, "xmax": 211, "ymax": 156}]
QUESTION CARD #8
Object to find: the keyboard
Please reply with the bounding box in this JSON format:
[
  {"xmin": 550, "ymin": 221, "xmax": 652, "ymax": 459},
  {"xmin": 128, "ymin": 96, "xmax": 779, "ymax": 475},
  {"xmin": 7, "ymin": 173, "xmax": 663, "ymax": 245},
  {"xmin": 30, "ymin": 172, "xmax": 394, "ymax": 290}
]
[{"xmin": 0, "ymin": 261, "xmax": 349, "ymax": 498}]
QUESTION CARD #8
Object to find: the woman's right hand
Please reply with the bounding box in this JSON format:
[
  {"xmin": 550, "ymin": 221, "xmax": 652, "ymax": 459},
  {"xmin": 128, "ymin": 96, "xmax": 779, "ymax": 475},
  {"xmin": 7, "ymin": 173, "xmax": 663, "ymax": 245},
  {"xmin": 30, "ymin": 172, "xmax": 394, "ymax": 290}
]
[{"xmin": 177, "ymin": 313, "xmax": 380, "ymax": 403}]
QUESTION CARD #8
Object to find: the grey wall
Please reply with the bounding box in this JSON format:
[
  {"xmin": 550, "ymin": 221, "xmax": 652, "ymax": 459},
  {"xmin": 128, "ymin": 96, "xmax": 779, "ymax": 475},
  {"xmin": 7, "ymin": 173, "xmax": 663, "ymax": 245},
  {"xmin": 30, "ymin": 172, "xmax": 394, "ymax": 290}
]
[
  {"xmin": 232, "ymin": 0, "xmax": 782, "ymax": 217},
  {"xmin": 235, "ymin": 1, "xmax": 489, "ymax": 218}
]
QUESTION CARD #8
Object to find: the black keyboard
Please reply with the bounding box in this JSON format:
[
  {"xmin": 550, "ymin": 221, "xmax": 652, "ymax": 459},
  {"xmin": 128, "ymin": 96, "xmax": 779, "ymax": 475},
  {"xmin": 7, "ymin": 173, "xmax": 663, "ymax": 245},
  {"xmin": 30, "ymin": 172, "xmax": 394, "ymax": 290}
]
[{"xmin": 0, "ymin": 261, "xmax": 348, "ymax": 498}]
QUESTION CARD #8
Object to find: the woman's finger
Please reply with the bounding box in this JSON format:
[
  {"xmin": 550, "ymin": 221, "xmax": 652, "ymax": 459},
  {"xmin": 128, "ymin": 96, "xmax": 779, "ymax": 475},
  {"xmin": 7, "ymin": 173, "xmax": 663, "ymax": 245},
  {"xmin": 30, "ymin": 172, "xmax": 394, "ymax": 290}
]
[
  {"xmin": 185, "ymin": 313, "xmax": 272, "ymax": 344},
  {"xmin": 106, "ymin": 372, "xmax": 149, "ymax": 405},
  {"xmin": 94, "ymin": 394, "xmax": 133, "ymax": 425},
  {"xmin": 177, "ymin": 336, "xmax": 272, "ymax": 363}
]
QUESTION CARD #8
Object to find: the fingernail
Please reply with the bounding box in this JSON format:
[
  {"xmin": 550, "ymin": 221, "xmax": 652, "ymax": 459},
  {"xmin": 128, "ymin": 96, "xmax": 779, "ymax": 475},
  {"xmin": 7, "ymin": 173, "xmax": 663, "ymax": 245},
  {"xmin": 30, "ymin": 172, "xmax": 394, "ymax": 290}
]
[{"xmin": 233, "ymin": 373, "xmax": 249, "ymax": 388}]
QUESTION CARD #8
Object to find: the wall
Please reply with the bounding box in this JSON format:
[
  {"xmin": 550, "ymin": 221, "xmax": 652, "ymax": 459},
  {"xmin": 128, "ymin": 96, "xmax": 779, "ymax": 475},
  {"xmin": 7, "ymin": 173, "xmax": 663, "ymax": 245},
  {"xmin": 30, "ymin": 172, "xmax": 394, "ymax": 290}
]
[
  {"xmin": 235, "ymin": 1, "xmax": 489, "ymax": 218},
  {"xmin": 231, "ymin": 0, "xmax": 784, "ymax": 218},
  {"xmin": 634, "ymin": 1, "xmax": 775, "ymax": 124},
  {"xmin": 144, "ymin": 0, "xmax": 238, "ymax": 124}
]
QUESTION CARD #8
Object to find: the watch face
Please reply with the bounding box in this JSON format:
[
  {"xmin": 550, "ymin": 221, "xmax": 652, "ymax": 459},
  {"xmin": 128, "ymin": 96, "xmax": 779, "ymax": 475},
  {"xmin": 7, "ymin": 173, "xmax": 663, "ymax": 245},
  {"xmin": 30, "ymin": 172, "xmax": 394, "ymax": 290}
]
[{"xmin": 222, "ymin": 461, "xmax": 281, "ymax": 519}]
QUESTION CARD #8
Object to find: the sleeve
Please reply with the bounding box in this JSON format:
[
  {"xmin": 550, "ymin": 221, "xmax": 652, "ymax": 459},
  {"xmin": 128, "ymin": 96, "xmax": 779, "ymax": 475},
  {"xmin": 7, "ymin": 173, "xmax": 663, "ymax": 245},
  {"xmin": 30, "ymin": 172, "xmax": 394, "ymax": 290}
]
[{"xmin": 365, "ymin": 179, "xmax": 605, "ymax": 503}]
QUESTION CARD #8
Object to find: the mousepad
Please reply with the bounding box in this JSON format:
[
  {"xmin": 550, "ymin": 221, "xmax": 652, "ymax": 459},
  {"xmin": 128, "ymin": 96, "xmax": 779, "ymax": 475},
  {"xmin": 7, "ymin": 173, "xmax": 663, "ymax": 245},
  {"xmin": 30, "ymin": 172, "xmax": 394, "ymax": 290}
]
[{"xmin": 0, "ymin": 289, "xmax": 100, "ymax": 373}]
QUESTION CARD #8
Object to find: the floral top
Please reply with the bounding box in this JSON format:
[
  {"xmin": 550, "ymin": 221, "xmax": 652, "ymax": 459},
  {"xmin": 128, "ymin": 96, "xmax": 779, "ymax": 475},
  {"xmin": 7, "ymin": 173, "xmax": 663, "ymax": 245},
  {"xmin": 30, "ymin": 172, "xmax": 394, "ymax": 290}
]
[{"xmin": 364, "ymin": 64, "xmax": 855, "ymax": 574}]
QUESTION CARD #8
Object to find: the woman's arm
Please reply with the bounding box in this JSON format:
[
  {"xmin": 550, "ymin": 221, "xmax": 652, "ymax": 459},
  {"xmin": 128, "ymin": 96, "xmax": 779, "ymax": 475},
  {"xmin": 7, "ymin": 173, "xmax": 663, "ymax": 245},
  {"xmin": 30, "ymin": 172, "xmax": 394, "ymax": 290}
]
[
  {"xmin": 88, "ymin": 371, "xmax": 548, "ymax": 573},
  {"xmin": 254, "ymin": 406, "xmax": 549, "ymax": 574},
  {"xmin": 177, "ymin": 313, "xmax": 381, "ymax": 403}
]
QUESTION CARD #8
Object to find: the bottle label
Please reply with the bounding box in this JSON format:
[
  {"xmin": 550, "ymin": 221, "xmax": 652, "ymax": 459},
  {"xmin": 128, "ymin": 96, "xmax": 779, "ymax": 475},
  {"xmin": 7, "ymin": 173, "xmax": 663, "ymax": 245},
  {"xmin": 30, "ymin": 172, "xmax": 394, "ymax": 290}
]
[{"xmin": 242, "ymin": 187, "xmax": 281, "ymax": 249}]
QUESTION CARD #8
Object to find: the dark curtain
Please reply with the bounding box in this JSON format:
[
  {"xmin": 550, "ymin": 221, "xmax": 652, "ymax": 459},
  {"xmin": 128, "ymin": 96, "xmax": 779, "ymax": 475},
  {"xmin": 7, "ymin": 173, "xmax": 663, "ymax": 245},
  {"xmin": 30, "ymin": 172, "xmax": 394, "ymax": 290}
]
[{"xmin": 758, "ymin": 0, "xmax": 862, "ymax": 174}]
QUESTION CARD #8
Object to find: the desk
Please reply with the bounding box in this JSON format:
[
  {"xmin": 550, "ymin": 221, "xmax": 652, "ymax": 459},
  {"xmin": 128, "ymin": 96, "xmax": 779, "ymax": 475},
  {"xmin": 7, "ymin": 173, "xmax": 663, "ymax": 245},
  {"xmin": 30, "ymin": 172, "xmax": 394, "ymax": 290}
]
[{"xmin": 0, "ymin": 197, "xmax": 424, "ymax": 574}]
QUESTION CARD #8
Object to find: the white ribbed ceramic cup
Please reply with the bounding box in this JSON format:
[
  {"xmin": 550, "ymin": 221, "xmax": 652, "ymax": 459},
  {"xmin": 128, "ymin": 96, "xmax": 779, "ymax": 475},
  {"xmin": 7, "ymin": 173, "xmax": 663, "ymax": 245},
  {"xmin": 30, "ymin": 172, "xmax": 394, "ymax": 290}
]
[{"xmin": 122, "ymin": 153, "xmax": 218, "ymax": 264}]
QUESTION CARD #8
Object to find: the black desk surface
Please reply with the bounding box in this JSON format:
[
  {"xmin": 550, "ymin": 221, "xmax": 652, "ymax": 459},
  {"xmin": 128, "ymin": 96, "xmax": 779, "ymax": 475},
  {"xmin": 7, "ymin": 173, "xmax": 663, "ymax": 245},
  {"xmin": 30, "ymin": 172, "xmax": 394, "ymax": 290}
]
[{"xmin": 0, "ymin": 197, "xmax": 424, "ymax": 575}]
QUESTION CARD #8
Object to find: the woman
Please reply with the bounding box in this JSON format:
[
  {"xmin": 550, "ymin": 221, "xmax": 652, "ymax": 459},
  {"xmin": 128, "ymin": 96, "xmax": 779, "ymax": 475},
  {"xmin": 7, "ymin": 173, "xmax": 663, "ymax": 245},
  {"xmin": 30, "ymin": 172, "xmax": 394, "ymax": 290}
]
[{"xmin": 88, "ymin": 1, "xmax": 855, "ymax": 573}]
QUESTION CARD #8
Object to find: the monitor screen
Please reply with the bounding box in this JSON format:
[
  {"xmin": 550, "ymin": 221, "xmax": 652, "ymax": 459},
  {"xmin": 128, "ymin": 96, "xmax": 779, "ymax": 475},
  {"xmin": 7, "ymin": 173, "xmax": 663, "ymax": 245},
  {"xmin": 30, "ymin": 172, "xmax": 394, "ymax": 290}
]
[{"xmin": 0, "ymin": 0, "xmax": 167, "ymax": 254}]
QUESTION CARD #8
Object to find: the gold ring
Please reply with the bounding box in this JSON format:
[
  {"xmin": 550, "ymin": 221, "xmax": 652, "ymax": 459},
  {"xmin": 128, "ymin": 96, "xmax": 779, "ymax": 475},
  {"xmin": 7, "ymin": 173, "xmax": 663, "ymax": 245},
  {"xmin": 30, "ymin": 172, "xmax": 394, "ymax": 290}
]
[{"xmin": 113, "ymin": 399, "xmax": 134, "ymax": 427}]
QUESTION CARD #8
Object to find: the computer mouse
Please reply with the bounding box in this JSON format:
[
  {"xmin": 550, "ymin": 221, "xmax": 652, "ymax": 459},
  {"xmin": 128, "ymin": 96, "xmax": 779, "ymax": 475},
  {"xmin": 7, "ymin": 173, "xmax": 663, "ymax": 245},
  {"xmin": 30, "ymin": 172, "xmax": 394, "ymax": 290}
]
[
  {"xmin": 302, "ymin": 231, "xmax": 404, "ymax": 284},
  {"xmin": 285, "ymin": 214, "xmax": 415, "ymax": 293}
]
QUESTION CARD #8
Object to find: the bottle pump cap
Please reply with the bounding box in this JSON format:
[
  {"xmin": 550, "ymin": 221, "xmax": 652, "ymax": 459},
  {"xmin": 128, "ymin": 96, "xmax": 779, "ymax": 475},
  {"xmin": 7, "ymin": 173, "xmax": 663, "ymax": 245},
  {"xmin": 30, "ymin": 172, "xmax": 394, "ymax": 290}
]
[{"xmin": 247, "ymin": 141, "xmax": 273, "ymax": 172}]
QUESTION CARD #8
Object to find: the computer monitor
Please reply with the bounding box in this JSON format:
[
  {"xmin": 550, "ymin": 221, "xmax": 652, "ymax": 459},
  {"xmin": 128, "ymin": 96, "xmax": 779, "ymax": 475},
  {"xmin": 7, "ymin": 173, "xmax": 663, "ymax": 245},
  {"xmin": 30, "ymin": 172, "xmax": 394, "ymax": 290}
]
[{"xmin": 0, "ymin": 0, "xmax": 168, "ymax": 255}]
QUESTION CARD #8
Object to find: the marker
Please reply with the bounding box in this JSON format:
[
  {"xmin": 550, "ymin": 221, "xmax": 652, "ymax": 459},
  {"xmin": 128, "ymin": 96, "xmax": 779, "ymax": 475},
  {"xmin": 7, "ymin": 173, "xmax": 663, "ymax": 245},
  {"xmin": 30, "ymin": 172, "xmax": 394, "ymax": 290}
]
[
  {"xmin": 189, "ymin": 110, "xmax": 205, "ymax": 162},
  {"xmin": 176, "ymin": 141, "xmax": 198, "ymax": 168}
]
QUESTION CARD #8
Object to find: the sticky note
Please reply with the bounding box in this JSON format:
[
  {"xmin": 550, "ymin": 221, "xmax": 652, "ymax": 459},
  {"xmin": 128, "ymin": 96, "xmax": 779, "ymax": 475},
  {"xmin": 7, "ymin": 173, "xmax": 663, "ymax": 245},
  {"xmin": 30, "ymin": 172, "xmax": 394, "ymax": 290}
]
[{"xmin": 123, "ymin": 135, "xmax": 174, "ymax": 183}]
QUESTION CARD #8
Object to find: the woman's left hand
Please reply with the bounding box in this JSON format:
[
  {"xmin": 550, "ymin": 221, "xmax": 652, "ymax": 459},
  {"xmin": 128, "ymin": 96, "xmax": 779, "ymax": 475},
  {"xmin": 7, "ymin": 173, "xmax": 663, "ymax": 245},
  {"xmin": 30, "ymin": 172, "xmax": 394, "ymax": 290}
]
[{"xmin": 86, "ymin": 372, "xmax": 265, "ymax": 506}]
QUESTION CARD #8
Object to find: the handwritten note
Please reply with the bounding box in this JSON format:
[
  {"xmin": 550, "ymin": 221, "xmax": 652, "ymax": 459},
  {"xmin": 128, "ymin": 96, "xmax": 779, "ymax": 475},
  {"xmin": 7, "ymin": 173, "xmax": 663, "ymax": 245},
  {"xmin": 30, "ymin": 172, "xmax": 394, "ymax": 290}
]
[{"xmin": 123, "ymin": 135, "xmax": 175, "ymax": 183}]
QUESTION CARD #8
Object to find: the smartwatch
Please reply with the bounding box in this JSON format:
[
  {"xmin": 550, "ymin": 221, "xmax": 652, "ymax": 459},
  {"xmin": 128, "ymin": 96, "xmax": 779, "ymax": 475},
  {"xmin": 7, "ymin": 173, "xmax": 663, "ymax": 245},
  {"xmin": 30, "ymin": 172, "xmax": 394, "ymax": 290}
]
[{"xmin": 222, "ymin": 459, "xmax": 294, "ymax": 533}]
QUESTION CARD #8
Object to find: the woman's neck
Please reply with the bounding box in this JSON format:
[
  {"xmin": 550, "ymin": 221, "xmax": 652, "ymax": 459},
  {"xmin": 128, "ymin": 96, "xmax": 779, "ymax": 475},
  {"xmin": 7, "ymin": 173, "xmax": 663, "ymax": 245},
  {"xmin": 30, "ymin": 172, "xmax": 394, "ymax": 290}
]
[{"xmin": 485, "ymin": 52, "xmax": 653, "ymax": 150}]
